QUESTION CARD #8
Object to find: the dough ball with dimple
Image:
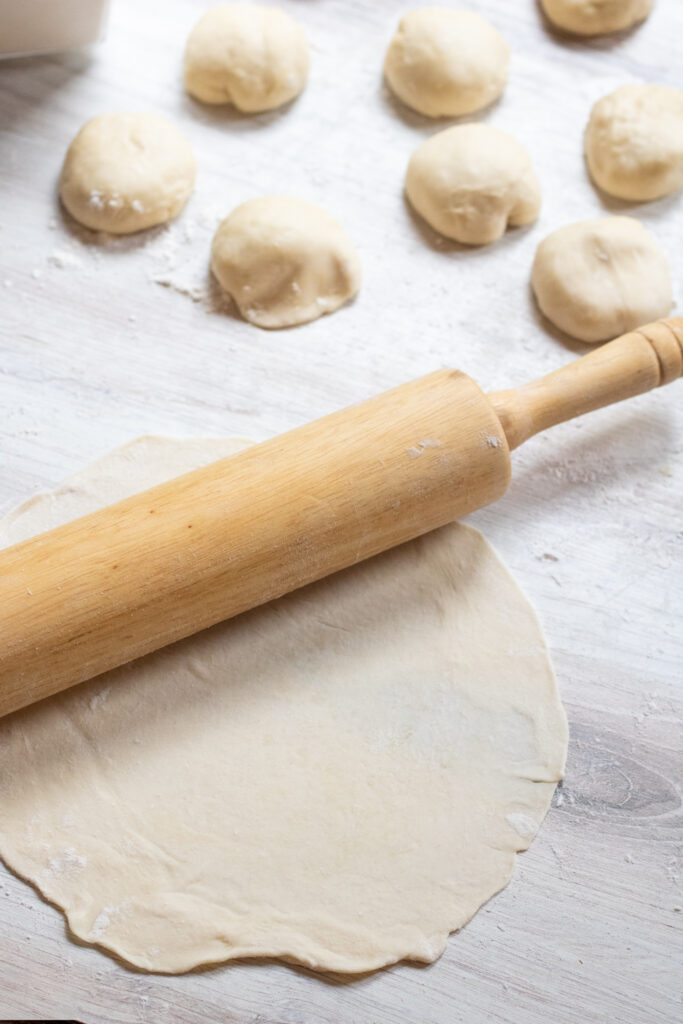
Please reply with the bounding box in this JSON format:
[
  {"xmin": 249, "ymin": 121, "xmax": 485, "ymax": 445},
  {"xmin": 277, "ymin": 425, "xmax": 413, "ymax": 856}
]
[
  {"xmin": 384, "ymin": 8, "xmax": 509, "ymax": 118},
  {"xmin": 531, "ymin": 217, "xmax": 672, "ymax": 343},
  {"xmin": 585, "ymin": 85, "xmax": 683, "ymax": 201},
  {"xmin": 59, "ymin": 113, "xmax": 196, "ymax": 234},
  {"xmin": 406, "ymin": 124, "xmax": 541, "ymax": 245},
  {"xmin": 184, "ymin": 4, "xmax": 309, "ymax": 112},
  {"xmin": 211, "ymin": 197, "xmax": 361, "ymax": 329},
  {"xmin": 540, "ymin": 0, "xmax": 654, "ymax": 35}
]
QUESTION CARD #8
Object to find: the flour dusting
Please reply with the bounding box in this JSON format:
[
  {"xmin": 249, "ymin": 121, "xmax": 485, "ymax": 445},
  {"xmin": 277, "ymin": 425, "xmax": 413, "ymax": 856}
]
[
  {"xmin": 49, "ymin": 248, "xmax": 84, "ymax": 270},
  {"xmin": 506, "ymin": 812, "xmax": 539, "ymax": 839},
  {"xmin": 89, "ymin": 908, "xmax": 113, "ymax": 939},
  {"xmin": 89, "ymin": 687, "xmax": 111, "ymax": 711},
  {"xmin": 45, "ymin": 847, "xmax": 87, "ymax": 878},
  {"xmin": 407, "ymin": 439, "xmax": 442, "ymax": 458}
]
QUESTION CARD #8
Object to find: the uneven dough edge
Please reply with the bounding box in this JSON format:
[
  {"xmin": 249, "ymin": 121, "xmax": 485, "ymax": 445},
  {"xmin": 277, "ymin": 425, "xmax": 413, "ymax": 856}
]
[{"xmin": 0, "ymin": 781, "xmax": 562, "ymax": 976}]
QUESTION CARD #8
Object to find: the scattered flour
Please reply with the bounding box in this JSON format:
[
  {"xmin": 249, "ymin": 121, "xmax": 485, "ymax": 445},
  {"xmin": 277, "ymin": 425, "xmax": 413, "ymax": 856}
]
[
  {"xmin": 89, "ymin": 686, "xmax": 111, "ymax": 711},
  {"xmin": 88, "ymin": 902, "xmax": 129, "ymax": 940},
  {"xmin": 49, "ymin": 247, "xmax": 84, "ymax": 270},
  {"xmin": 153, "ymin": 274, "xmax": 205, "ymax": 303},
  {"xmin": 634, "ymin": 693, "xmax": 662, "ymax": 729},
  {"xmin": 40, "ymin": 201, "xmax": 230, "ymax": 307},
  {"xmin": 89, "ymin": 908, "xmax": 113, "ymax": 939},
  {"xmin": 407, "ymin": 438, "xmax": 442, "ymax": 458},
  {"xmin": 505, "ymin": 812, "xmax": 539, "ymax": 839},
  {"xmin": 45, "ymin": 847, "xmax": 87, "ymax": 878},
  {"xmin": 149, "ymin": 213, "xmax": 210, "ymax": 303}
]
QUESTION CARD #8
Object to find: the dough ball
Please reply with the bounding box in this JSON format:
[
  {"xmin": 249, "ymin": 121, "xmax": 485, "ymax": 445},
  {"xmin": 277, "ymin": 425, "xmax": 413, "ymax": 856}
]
[
  {"xmin": 406, "ymin": 124, "xmax": 541, "ymax": 245},
  {"xmin": 211, "ymin": 197, "xmax": 361, "ymax": 329},
  {"xmin": 531, "ymin": 216, "xmax": 672, "ymax": 343},
  {"xmin": 59, "ymin": 113, "xmax": 196, "ymax": 234},
  {"xmin": 585, "ymin": 84, "xmax": 683, "ymax": 201},
  {"xmin": 184, "ymin": 4, "xmax": 309, "ymax": 111},
  {"xmin": 384, "ymin": 8, "xmax": 509, "ymax": 118},
  {"xmin": 540, "ymin": 0, "xmax": 654, "ymax": 36}
]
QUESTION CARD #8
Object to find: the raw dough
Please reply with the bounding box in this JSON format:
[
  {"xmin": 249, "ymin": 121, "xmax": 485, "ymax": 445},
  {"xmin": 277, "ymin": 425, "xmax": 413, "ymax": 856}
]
[
  {"xmin": 532, "ymin": 216, "xmax": 672, "ymax": 343},
  {"xmin": 540, "ymin": 0, "xmax": 654, "ymax": 35},
  {"xmin": 184, "ymin": 4, "xmax": 309, "ymax": 111},
  {"xmin": 406, "ymin": 124, "xmax": 541, "ymax": 245},
  {"xmin": 211, "ymin": 196, "xmax": 361, "ymax": 328},
  {"xmin": 585, "ymin": 84, "xmax": 683, "ymax": 201},
  {"xmin": 0, "ymin": 437, "xmax": 567, "ymax": 974},
  {"xmin": 59, "ymin": 113, "xmax": 196, "ymax": 234},
  {"xmin": 384, "ymin": 8, "xmax": 509, "ymax": 118}
]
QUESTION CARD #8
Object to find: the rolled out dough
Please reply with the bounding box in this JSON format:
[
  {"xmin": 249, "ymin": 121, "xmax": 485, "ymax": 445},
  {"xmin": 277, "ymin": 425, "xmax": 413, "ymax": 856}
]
[{"xmin": 0, "ymin": 437, "xmax": 567, "ymax": 974}]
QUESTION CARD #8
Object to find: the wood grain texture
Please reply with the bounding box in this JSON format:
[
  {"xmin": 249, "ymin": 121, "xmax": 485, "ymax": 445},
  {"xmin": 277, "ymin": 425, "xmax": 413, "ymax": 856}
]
[
  {"xmin": 0, "ymin": 1, "xmax": 681, "ymax": 1022},
  {"xmin": 0, "ymin": 369, "xmax": 509, "ymax": 717},
  {"xmin": 489, "ymin": 317, "xmax": 683, "ymax": 448}
]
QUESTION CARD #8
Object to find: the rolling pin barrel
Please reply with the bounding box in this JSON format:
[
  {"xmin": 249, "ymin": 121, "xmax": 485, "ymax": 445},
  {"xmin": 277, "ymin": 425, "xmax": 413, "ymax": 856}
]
[
  {"xmin": 0, "ymin": 317, "xmax": 681, "ymax": 720},
  {"xmin": 0, "ymin": 370, "xmax": 511, "ymax": 718}
]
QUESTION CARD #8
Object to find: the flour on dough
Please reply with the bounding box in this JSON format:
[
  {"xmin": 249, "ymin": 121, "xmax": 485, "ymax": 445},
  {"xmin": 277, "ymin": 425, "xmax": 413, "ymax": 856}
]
[
  {"xmin": 211, "ymin": 197, "xmax": 361, "ymax": 328},
  {"xmin": 384, "ymin": 8, "xmax": 509, "ymax": 118},
  {"xmin": 585, "ymin": 84, "xmax": 683, "ymax": 201},
  {"xmin": 0, "ymin": 437, "xmax": 567, "ymax": 974},
  {"xmin": 531, "ymin": 216, "xmax": 672, "ymax": 343},
  {"xmin": 59, "ymin": 113, "xmax": 196, "ymax": 234}
]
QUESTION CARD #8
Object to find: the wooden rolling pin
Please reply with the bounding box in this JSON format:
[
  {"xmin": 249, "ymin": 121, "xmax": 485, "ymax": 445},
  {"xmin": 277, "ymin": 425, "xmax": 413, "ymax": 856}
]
[{"xmin": 1, "ymin": 317, "xmax": 681, "ymax": 720}]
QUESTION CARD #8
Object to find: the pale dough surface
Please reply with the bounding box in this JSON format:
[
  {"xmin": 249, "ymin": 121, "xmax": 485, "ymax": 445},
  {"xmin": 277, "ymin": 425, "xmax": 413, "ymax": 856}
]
[
  {"xmin": 540, "ymin": 0, "xmax": 654, "ymax": 36},
  {"xmin": 585, "ymin": 84, "xmax": 683, "ymax": 201},
  {"xmin": 59, "ymin": 113, "xmax": 196, "ymax": 234},
  {"xmin": 211, "ymin": 196, "xmax": 361, "ymax": 328},
  {"xmin": 0, "ymin": 437, "xmax": 567, "ymax": 975},
  {"xmin": 183, "ymin": 4, "xmax": 309, "ymax": 112},
  {"xmin": 531, "ymin": 216, "xmax": 672, "ymax": 343},
  {"xmin": 406, "ymin": 123, "xmax": 541, "ymax": 246},
  {"xmin": 384, "ymin": 8, "xmax": 509, "ymax": 118}
]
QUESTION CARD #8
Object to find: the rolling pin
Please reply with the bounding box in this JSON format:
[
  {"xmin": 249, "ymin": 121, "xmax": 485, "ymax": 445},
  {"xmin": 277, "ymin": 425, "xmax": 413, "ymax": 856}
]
[{"xmin": 1, "ymin": 317, "xmax": 681, "ymax": 720}]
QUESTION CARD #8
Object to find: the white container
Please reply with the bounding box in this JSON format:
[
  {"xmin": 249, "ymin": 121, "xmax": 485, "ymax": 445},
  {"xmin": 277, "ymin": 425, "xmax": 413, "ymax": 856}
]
[{"xmin": 0, "ymin": 0, "xmax": 109, "ymax": 58}]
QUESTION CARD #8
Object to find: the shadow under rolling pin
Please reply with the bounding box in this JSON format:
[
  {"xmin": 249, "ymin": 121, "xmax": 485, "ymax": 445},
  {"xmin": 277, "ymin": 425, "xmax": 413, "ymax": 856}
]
[{"xmin": 0, "ymin": 317, "xmax": 681, "ymax": 720}]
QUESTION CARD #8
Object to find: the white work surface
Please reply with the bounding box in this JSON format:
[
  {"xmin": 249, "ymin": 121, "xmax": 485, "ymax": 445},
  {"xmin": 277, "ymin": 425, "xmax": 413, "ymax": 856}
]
[{"xmin": 1, "ymin": 1, "xmax": 681, "ymax": 1021}]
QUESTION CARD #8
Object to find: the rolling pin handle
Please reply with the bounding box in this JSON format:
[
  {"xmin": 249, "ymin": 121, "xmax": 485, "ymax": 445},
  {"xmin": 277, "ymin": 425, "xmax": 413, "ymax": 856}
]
[
  {"xmin": 488, "ymin": 318, "xmax": 683, "ymax": 451},
  {"xmin": 639, "ymin": 317, "xmax": 683, "ymax": 386}
]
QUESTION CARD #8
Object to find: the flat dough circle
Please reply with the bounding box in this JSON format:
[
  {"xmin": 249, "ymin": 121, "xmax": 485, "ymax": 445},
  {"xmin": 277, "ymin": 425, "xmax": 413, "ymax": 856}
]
[
  {"xmin": 585, "ymin": 84, "xmax": 683, "ymax": 201},
  {"xmin": 59, "ymin": 113, "xmax": 197, "ymax": 234},
  {"xmin": 406, "ymin": 124, "xmax": 541, "ymax": 245},
  {"xmin": 0, "ymin": 437, "xmax": 567, "ymax": 974},
  {"xmin": 540, "ymin": 0, "xmax": 654, "ymax": 36},
  {"xmin": 211, "ymin": 196, "xmax": 361, "ymax": 328},
  {"xmin": 384, "ymin": 8, "xmax": 509, "ymax": 118},
  {"xmin": 183, "ymin": 4, "xmax": 309, "ymax": 111},
  {"xmin": 531, "ymin": 216, "xmax": 672, "ymax": 343}
]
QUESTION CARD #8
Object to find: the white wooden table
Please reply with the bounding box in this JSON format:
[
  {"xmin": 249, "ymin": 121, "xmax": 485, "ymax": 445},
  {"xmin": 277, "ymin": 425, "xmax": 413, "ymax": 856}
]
[{"xmin": 1, "ymin": 2, "xmax": 681, "ymax": 1021}]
